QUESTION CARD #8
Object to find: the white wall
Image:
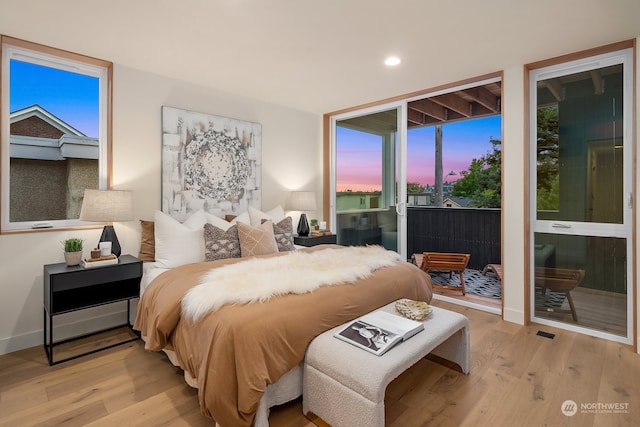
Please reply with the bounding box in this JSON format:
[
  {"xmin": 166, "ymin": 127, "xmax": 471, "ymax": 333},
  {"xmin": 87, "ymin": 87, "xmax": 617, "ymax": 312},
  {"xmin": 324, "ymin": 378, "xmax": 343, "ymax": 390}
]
[
  {"xmin": 501, "ymin": 67, "xmax": 527, "ymax": 324},
  {"xmin": 0, "ymin": 64, "xmax": 323, "ymax": 355}
]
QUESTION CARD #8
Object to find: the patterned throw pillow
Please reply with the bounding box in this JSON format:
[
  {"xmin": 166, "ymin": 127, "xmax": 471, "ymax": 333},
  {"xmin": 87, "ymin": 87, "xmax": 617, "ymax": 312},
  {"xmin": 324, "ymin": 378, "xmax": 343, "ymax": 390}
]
[
  {"xmin": 237, "ymin": 220, "xmax": 279, "ymax": 257},
  {"xmin": 204, "ymin": 223, "xmax": 241, "ymax": 261},
  {"xmin": 262, "ymin": 217, "xmax": 294, "ymax": 252}
]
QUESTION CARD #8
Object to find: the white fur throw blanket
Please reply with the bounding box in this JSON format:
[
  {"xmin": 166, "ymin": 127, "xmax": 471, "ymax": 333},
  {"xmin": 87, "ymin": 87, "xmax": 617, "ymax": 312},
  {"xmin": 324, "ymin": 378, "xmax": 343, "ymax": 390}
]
[{"xmin": 182, "ymin": 245, "xmax": 402, "ymax": 322}]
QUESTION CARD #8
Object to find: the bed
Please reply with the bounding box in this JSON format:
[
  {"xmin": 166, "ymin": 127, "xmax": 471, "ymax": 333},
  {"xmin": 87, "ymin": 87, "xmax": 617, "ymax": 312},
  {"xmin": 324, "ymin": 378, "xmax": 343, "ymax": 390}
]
[{"xmin": 133, "ymin": 209, "xmax": 432, "ymax": 427}]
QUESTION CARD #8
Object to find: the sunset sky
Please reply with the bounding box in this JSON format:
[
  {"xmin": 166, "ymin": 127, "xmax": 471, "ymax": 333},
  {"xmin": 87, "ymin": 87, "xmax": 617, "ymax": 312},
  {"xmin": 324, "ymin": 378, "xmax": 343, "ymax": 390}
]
[{"xmin": 337, "ymin": 115, "xmax": 501, "ymax": 192}]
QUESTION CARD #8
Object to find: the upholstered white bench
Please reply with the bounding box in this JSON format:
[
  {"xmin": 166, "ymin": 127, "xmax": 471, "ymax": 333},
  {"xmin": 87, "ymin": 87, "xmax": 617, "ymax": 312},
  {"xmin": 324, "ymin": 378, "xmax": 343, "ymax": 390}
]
[{"xmin": 303, "ymin": 303, "xmax": 470, "ymax": 427}]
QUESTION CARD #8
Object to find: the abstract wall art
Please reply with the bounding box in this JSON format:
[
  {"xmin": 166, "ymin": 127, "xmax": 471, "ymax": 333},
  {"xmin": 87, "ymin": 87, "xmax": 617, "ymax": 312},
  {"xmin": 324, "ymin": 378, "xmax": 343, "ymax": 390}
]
[{"xmin": 161, "ymin": 106, "xmax": 261, "ymax": 221}]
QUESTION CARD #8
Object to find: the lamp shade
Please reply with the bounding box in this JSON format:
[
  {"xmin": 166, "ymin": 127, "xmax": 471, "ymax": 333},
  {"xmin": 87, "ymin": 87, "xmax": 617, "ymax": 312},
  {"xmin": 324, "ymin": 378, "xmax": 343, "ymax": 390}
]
[
  {"xmin": 286, "ymin": 191, "xmax": 317, "ymax": 212},
  {"xmin": 79, "ymin": 189, "xmax": 133, "ymax": 258},
  {"xmin": 79, "ymin": 189, "xmax": 133, "ymax": 222}
]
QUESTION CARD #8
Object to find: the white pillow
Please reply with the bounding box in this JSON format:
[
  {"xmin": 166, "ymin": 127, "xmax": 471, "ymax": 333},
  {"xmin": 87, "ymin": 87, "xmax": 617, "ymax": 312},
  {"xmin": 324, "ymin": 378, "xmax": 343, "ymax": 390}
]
[
  {"xmin": 182, "ymin": 209, "xmax": 207, "ymax": 228},
  {"xmin": 248, "ymin": 205, "xmax": 286, "ymax": 226},
  {"xmin": 154, "ymin": 210, "xmax": 207, "ymax": 268},
  {"xmin": 205, "ymin": 212, "xmax": 234, "ymax": 231},
  {"xmin": 230, "ymin": 211, "xmax": 251, "ymax": 225}
]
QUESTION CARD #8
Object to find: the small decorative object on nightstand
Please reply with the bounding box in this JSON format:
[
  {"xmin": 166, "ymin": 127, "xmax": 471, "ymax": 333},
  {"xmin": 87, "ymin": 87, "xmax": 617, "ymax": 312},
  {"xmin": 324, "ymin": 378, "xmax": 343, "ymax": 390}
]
[
  {"xmin": 62, "ymin": 237, "xmax": 84, "ymax": 266},
  {"xmin": 43, "ymin": 254, "xmax": 142, "ymax": 365}
]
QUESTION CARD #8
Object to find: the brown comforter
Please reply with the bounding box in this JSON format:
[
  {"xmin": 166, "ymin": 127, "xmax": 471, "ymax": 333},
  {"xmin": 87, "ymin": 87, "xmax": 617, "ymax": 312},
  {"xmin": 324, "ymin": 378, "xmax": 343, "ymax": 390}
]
[{"xmin": 134, "ymin": 245, "xmax": 432, "ymax": 427}]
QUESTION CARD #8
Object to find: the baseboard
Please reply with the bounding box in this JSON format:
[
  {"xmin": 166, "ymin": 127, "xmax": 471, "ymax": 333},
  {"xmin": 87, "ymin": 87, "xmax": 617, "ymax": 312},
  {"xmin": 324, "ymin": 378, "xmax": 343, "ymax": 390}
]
[
  {"xmin": 432, "ymin": 293, "xmax": 502, "ymax": 315},
  {"xmin": 502, "ymin": 306, "xmax": 525, "ymax": 324},
  {"xmin": 0, "ymin": 309, "xmax": 129, "ymax": 356}
]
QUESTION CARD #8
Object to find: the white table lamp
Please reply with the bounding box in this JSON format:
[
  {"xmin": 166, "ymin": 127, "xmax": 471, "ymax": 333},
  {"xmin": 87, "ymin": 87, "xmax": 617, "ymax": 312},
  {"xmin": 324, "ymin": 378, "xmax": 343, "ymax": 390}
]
[{"xmin": 79, "ymin": 189, "xmax": 133, "ymax": 257}]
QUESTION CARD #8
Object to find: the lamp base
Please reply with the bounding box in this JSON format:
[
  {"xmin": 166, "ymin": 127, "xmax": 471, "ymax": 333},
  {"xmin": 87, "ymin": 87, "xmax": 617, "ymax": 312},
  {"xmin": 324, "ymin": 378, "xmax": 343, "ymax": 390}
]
[
  {"xmin": 297, "ymin": 213, "xmax": 310, "ymax": 237},
  {"xmin": 99, "ymin": 225, "xmax": 122, "ymax": 257}
]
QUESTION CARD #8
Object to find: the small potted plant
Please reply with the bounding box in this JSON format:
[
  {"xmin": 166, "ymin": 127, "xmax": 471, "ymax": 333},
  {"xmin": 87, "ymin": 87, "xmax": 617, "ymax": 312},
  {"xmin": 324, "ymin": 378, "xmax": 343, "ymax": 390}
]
[
  {"xmin": 310, "ymin": 219, "xmax": 319, "ymax": 230},
  {"xmin": 62, "ymin": 238, "xmax": 84, "ymax": 266}
]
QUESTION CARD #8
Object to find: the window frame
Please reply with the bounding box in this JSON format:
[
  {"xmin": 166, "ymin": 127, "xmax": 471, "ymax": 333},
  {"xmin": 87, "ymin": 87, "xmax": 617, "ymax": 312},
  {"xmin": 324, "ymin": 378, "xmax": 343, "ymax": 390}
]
[
  {"xmin": 1, "ymin": 35, "xmax": 113, "ymax": 233},
  {"xmin": 527, "ymin": 44, "xmax": 634, "ymax": 345}
]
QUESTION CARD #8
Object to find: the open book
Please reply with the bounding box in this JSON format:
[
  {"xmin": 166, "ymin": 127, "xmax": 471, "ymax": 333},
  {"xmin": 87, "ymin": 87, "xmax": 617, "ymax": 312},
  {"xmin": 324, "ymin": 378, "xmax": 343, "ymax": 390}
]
[{"xmin": 334, "ymin": 309, "xmax": 424, "ymax": 356}]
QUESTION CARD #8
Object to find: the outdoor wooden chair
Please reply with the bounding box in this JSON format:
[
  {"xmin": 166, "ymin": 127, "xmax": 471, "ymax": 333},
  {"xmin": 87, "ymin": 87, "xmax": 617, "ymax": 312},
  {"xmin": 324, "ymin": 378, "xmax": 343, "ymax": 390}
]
[
  {"xmin": 481, "ymin": 263, "xmax": 503, "ymax": 281},
  {"xmin": 413, "ymin": 252, "xmax": 471, "ymax": 295},
  {"xmin": 534, "ymin": 267, "xmax": 585, "ymax": 321}
]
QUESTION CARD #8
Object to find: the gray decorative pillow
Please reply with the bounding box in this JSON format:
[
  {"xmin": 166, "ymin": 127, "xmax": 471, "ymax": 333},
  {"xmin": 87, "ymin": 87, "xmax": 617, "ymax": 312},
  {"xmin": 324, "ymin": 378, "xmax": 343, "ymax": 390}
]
[
  {"xmin": 204, "ymin": 223, "xmax": 241, "ymax": 261},
  {"xmin": 262, "ymin": 216, "xmax": 295, "ymax": 252}
]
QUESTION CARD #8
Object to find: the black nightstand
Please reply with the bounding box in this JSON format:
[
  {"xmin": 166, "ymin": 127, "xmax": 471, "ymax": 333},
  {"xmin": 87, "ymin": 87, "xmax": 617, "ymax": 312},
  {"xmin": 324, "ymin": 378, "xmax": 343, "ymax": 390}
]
[
  {"xmin": 294, "ymin": 234, "xmax": 337, "ymax": 247},
  {"xmin": 43, "ymin": 254, "xmax": 143, "ymax": 365}
]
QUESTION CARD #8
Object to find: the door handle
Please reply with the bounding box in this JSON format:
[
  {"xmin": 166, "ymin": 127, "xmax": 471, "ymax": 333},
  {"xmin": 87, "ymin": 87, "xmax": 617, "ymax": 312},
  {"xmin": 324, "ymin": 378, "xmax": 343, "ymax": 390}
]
[
  {"xmin": 396, "ymin": 201, "xmax": 406, "ymax": 216},
  {"xmin": 551, "ymin": 223, "xmax": 571, "ymax": 229}
]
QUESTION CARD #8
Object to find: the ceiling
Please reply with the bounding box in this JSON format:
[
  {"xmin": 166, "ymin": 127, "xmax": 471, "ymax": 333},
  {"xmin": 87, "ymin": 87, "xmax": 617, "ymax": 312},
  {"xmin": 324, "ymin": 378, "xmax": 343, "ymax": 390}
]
[{"xmin": 1, "ymin": 0, "xmax": 639, "ymax": 116}]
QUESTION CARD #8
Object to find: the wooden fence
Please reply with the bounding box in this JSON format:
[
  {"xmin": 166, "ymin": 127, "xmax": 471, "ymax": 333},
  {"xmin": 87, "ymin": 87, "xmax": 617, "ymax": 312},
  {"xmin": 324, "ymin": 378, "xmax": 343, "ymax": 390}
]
[{"xmin": 407, "ymin": 207, "xmax": 501, "ymax": 271}]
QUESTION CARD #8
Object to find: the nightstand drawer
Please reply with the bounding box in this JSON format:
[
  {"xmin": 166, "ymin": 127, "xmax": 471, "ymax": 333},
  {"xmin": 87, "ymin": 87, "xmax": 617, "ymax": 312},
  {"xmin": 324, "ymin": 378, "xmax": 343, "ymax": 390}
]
[{"xmin": 47, "ymin": 262, "xmax": 141, "ymax": 292}]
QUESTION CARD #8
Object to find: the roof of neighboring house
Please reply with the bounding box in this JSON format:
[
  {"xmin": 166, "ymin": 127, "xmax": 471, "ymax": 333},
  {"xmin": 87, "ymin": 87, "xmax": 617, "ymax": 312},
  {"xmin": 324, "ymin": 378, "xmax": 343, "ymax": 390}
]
[
  {"xmin": 444, "ymin": 196, "xmax": 471, "ymax": 207},
  {"xmin": 10, "ymin": 104, "xmax": 86, "ymax": 137},
  {"xmin": 9, "ymin": 105, "xmax": 97, "ymax": 161}
]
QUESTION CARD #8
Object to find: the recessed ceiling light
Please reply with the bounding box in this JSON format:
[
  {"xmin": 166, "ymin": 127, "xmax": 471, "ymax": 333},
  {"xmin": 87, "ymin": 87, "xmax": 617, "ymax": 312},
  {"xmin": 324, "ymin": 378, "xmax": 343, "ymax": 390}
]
[{"xmin": 384, "ymin": 56, "xmax": 401, "ymax": 66}]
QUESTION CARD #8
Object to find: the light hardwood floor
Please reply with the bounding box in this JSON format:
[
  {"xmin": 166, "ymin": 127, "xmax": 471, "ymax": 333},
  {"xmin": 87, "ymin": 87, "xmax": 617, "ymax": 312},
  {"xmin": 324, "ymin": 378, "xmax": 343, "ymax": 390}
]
[
  {"xmin": 434, "ymin": 280, "xmax": 627, "ymax": 337},
  {"xmin": 1, "ymin": 300, "xmax": 638, "ymax": 427}
]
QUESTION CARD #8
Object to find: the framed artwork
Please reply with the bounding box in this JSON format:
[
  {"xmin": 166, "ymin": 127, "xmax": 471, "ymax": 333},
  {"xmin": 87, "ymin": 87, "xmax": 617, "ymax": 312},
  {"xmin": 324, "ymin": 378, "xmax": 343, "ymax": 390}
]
[{"xmin": 161, "ymin": 106, "xmax": 261, "ymax": 221}]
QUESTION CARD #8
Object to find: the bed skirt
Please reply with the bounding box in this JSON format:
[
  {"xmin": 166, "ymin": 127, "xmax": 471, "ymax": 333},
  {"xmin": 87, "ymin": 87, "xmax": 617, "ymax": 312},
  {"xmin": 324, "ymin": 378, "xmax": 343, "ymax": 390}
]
[{"xmin": 151, "ymin": 339, "xmax": 302, "ymax": 427}]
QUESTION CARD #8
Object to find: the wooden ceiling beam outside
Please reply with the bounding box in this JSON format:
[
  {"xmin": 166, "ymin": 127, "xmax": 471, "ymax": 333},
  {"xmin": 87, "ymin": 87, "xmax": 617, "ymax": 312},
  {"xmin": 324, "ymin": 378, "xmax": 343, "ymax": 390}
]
[
  {"xmin": 543, "ymin": 79, "xmax": 564, "ymax": 101},
  {"xmin": 409, "ymin": 98, "xmax": 447, "ymax": 121},
  {"xmin": 463, "ymin": 86, "xmax": 499, "ymax": 112},
  {"xmin": 469, "ymin": 103, "xmax": 493, "ymax": 117},
  {"xmin": 430, "ymin": 93, "xmax": 471, "ymax": 117},
  {"xmin": 407, "ymin": 108, "xmax": 425, "ymax": 125},
  {"xmin": 590, "ymin": 69, "xmax": 603, "ymax": 94}
]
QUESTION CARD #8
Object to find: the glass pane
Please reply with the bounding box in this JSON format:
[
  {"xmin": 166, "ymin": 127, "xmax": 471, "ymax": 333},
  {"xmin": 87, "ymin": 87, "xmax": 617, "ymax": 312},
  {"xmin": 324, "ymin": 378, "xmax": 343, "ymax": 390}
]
[
  {"xmin": 336, "ymin": 110, "xmax": 397, "ymax": 250},
  {"xmin": 9, "ymin": 59, "xmax": 100, "ymax": 222},
  {"xmin": 407, "ymin": 116, "xmax": 502, "ymax": 208},
  {"xmin": 536, "ymin": 64, "xmax": 623, "ymax": 223},
  {"xmin": 534, "ymin": 232, "xmax": 627, "ymax": 337}
]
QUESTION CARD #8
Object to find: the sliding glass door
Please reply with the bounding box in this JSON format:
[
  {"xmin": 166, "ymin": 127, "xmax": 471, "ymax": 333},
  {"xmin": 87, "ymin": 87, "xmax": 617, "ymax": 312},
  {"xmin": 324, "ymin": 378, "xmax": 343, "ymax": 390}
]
[
  {"xmin": 331, "ymin": 104, "xmax": 406, "ymax": 258},
  {"xmin": 529, "ymin": 48, "xmax": 633, "ymax": 343}
]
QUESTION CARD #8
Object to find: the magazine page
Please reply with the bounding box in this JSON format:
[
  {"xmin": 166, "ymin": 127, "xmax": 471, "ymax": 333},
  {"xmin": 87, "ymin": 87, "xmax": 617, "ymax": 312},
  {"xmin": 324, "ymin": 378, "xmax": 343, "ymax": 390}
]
[
  {"xmin": 334, "ymin": 319, "xmax": 402, "ymax": 356},
  {"xmin": 359, "ymin": 310, "xmax": 424, "ymax": 340}
]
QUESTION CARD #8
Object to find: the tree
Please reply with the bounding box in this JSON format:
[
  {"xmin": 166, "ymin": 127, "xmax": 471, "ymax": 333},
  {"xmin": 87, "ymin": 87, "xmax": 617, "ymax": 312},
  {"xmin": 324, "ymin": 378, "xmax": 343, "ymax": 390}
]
[
  {"xmin": 536, "ymin": 105, "xmax": 559, "ymax": 210},
  {"xmin": 407, "ymin": 182, "xmax": 425, "ymax": 193},
  {"xmin": 537, "ymin": 174, "xmax": 559, "ymax": 211},
  {"xmin": 451, "ymin": 137, "xmax": 501, "ymax": 208}
]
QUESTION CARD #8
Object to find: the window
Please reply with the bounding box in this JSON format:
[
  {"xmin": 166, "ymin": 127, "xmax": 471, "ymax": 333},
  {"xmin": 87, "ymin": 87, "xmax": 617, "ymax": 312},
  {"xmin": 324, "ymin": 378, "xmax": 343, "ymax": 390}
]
[
  {"xmin": 528, "ymin": 44, "xmax": 633, "ymax": 343},
  {"xmin": 1, "ymin": 36, "xmax": 112, "ymax": 232}
]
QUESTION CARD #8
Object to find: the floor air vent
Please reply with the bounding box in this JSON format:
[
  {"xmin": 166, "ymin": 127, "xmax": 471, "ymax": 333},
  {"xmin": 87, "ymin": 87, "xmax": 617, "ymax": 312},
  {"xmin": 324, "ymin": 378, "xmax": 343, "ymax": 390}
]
[{"xmin": 536, "ymin": 330, "xmax": 555, "ymax": 339}]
